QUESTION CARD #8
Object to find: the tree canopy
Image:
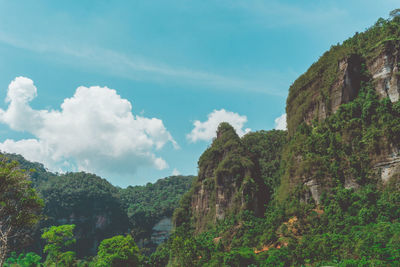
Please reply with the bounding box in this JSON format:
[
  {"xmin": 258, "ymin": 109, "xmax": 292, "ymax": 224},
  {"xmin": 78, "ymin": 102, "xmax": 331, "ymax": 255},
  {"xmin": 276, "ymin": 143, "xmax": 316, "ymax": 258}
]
[
  {"xmin": 94, "ymin": 235, "xmax": 139, "ymax": 267},
  {"xmin": 41, "ymin": 224, "xmax": 77, "ymax": 266},
  {"xmin": 0, "ymin": 157, "xmax": 43, "ymax": 267}
]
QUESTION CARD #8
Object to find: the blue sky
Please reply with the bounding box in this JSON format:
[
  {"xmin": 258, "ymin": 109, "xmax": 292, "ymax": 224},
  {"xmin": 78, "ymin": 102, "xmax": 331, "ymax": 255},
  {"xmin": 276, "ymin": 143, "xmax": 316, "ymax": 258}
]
[{"xmin": 0, "ymin": 0, "xmax": 398, "ymax": 187}]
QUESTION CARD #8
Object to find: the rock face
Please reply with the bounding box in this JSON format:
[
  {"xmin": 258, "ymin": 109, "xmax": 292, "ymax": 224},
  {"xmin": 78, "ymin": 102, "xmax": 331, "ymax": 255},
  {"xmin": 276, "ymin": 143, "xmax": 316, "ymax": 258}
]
[
  {"xmin": 373, "ymin": 146, "xmax": 400, "ymax": 184},
  {"xmin": 286, "ymin": 40, "xmax": 400, "ymax": 204},
  {"xmin": 368, "ymin": 41, "xmax": 400, "ymax": 102},
  {"xmin": 190, "ymin": 123, "xmax": 267, "ymax": 233},
  {"xmin": 291, "ymin": 54, "xmax": 363, "ymax": 128},
  {"xmin": 287, "ymin": 41, "xmax": 400, "ymax": 135},
  {"xmin": 331, "ymin": 55, "xmax": 363, "ymax": 113},
  {"xmin": 150, "ymin": 217, "xmax": 173, "ymax": 245}
]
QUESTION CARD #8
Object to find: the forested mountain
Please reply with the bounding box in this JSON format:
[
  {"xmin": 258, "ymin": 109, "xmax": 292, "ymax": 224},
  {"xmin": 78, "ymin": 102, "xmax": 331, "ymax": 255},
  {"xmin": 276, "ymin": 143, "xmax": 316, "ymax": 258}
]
[
  {"xmin": 119, "ymin": 176, "xmax": 194, "ymax": 239},
  {"xmin": 157, "ymin": 15, "xmax": 400, "ymax": 266},
  {"xmin": 2, "ymin": 153, "xmax": 194, "ymax": 258},
  {"xmin": 2, "ymin": 11, "xmax": 400, "ymax": 267}
]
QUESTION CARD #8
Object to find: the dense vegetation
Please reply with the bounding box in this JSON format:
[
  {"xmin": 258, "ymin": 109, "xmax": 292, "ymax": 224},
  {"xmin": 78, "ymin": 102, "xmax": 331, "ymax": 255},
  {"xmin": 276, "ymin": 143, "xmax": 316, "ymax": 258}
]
[
  {"xmin": 162, "ymin": 129, "xmax": 287, "ymax": 266},
  {"xmin": 5, "ymin": 225, "xmax": 142, "ymax": 266},
  {"xmin": 174, "ymin": 124, "xmax": 284, "ymax": 233},
  {"xmin": 0, "ymin": 153, "xmax": 194, "ymax": 263},
  {"xmin": 119, "ymin": 175, "xmax": 194, "ymax": 245},
  {"xmin": 0, "ymin": 157, "xmax": 43, "ymax": 267},
  {"xmin": 2, "ymin": 10, "xmax": 400, "ymax": 267},
  {"xmin": 37, "ymin": 172, "xmax": 129, "ymax": 258},
  {"xmin": 286, "ymin": 13, "xmax": 400, "ymax": 135},
  {"xmin": 158, "ymin": 14, "xmax": 400, "ymax": 267}
]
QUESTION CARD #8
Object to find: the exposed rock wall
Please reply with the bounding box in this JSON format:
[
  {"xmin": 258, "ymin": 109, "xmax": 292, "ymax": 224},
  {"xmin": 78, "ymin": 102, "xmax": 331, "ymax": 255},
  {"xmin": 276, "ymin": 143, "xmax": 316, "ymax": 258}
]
[
  {"xmin": 286, "ymin": 40, "xmax": 400, "ymax": 204},
  {"xmin": 293, "ymin": 54, "xmax": 363, "ymax": 128},
  {"xmin": 151, "ymin": 217, "xmax": 173, "ymax": 245},
  {"xmin": 190, "ymin": 123, "xmax": 266, "ymax": 233},
  {"xmin": 288, "ymin": 41, "xmax": 400, "ymax": 134},
  {"xmin": 368, "ymin": 41, "xmax": 400, "ymax": 102},
  {"xmin": 373, "ymin": 146, "xmax": 400, "ymax": 184}
]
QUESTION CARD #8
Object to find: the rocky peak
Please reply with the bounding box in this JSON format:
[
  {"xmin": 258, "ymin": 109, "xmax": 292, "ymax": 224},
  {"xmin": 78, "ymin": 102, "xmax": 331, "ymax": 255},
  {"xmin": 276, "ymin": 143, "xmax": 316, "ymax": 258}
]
[{"xmin": 191, "ymin": 123, "xmax": 266, "ymax": 233}]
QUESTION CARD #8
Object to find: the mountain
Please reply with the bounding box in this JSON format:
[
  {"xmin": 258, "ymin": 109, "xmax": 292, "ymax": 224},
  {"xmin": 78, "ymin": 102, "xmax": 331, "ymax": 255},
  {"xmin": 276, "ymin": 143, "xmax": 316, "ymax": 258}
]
[
  {"xmin": 119, "ymin": 174, "xmax": 195, "ymax": 252},
  {"xmin": 3, "ymin": 153, "xmax": 195, "ymax": 258},
  {"xmin": 174, "ymin": 123, "xmax": 280, "ymax": 233},
  {"xmin": 282, "ymin": 16, "xmax": 400, "ymax": 204},
  {"xmin": 3, "ymin": 12, "xmax": 400, "ymax": 267},
  {"xmin": 161, "ymin": 15, "xmax": 400, "ymax": 266}
]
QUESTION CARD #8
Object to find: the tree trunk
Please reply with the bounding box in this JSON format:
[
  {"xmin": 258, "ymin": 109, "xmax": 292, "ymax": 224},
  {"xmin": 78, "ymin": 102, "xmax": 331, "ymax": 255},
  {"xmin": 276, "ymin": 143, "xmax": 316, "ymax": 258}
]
[
  {"xmin": 0, "ymin": 226, "xmax": 11, "ymax": 267},
  {"xmin": 0, "ymin": 242, "xmax": 7, "ymax": 267}
]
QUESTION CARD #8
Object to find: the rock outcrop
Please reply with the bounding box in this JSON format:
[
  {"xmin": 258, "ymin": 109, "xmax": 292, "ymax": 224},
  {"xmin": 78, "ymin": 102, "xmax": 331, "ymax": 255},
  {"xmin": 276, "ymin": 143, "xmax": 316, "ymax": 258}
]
[
  {"xmin": 190, "ymin": 123, "xmax": 267, "ymax": 233},
  {"xmin": 285, "ymin": 35, "xmax": 400, "ymax": 204},
  {"xmin": 368, "ymin": 41, "xmax": 400, "ymax": 102}
]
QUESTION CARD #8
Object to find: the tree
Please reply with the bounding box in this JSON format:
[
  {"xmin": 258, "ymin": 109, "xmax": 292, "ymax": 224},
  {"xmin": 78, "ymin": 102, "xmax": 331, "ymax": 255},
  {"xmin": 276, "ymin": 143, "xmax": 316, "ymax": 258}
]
[
  {"xmin": 0, "ymin": 157, "xmax": 43, "ymax": 267},
  {"xmin": 41, "ymin": 224, "xmax": 76, "ymax": 266},
  {"xmin": 4, "ymin": 252, "xmax": 41, "ymax": 267},
  {"xmin": 94, "ymin": 235, "xmax": 139, "ymax": 267}
]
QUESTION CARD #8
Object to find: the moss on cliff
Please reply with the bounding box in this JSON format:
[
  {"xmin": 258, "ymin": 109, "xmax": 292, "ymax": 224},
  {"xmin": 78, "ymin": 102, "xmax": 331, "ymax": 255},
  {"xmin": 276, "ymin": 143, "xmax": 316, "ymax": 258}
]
[
  {"xmin": 287, "ymin": 16, "xmax": 400, "ymax": 136},
  {"xmin": 164, "ymin": 16, "xmax": 400, "ymax": 267},
  {"xmin": 280, "ymin": 81, "xmax": 400, "ymax": 202}
]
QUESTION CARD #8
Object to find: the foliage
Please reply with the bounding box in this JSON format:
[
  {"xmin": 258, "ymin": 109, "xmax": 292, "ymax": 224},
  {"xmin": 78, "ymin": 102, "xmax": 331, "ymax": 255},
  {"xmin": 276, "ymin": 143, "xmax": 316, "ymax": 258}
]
[
  {"xmin": 168, "ymin": 126, "xmax": 288, "ymax": 266},
  {"xmin": 94, "ymin": 235, "xmax": 139, "ymax": 267},
  {"xmin": 4, "ymin": 13, "xmax": 400, "ymax": 267},
  {"xmin": 0, "ymin": 157, "xmax": 43, "ymax": 267},
  {"xmin": 36, "ymin": 172, "xmax": 129, "ymax": 258},
  {"xmin": 4, "ymin": 252, "xmax": 41, "ymax": 267},
  {"xmin": 4, "ymin": 155, "xmax": 195, "ymax": 259},
  {"xmin": 147, "ymin": 242, "xmax": 170, "ymax": 267},
  {"xmin": 286, "ymin": 14, "xmax": 400, "ymax": 135},
  {"xmin": 175, "ymin": 124, "xmax": 283, "ymax": 233},
  {"xmin": 242, "ymin": 130, "xmax": 287, "ymax": 195},
  {"xmin": 162, "ymin": 15, "xmax": 400, "ymax": 267},
  {"xmin": 118, "ymin": 175, "xmax": 194, "ymax": 241},
  {"xmin": 280, "ymin": 80, "xmax": 400, "ymax": 200},
  {"xmin": 41, "ymin": 224, "xmax": 76, "ymax": 266}
]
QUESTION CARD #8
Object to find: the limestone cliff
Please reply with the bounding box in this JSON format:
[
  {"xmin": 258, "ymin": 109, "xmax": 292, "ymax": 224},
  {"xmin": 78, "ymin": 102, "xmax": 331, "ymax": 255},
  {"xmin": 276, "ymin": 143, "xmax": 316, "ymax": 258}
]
[
  {"xmin": 368, "ymin": 40, "xmax": 400, "ymax": 102},
  {"xmin": 188, "ymin": 123, "xmax": 267, "ymax": 233},
  {"xmin": 284, "ymin": 19, "xmax": 400, "ymax": 204}
]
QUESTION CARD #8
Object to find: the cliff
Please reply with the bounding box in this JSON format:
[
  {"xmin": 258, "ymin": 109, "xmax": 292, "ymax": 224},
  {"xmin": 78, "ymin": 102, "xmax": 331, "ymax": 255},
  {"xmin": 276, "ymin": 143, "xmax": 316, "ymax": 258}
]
[
  {"xmin": 189, "ymin": 123, "xmax": 267, "ymax": 232},
  {"xmin": 287, "ymin": 29, "xmax": 400, "ymax": 136},
  {"xmin": 282, "ymin": 17, "xmax": 400, "ymax": 204},
  {"xmin": 172, "ymin": 125, "xmax": 286, "ymax": 239},
  {"xmin": 165, "ymin": 16, "xmax": 400, "ymax": 267}
]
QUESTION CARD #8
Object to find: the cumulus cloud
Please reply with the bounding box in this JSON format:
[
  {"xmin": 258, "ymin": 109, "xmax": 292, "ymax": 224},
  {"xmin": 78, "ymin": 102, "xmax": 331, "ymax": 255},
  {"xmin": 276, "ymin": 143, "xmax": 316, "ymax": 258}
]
[
  {"xmin": 274, "ymin": 113, "xmax": 287, "ymax": 130},
  {"xmin": 187, "ymin": 109, "xmax": 251, "ymax": 142},
  {"xmin": 172, "ymin": 168, "xmax": 181, "ymax": 176},
  {"xmin": 0, "ymin": 76, "xmax": 177, "ymax": 178}
]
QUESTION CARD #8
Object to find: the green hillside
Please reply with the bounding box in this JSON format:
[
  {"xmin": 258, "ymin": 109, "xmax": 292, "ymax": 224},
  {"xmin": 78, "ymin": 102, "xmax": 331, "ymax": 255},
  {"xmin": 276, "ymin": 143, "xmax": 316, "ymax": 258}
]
[{"xmin": 159, "ymin": 15, "xmax": 400, "ymax": 267}]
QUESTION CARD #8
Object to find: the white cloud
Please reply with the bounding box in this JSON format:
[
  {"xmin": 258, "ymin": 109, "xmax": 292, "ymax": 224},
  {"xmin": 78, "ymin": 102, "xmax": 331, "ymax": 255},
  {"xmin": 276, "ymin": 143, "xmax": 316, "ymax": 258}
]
[
  {"xmin": 274, "ymin": 113, "xmax": 287, "ymax": 130},
  {"xmin": 172, "ymin": 168, "xmax": 181, "ymax": 176},
  {"xmin": 0, "ymin": 77, "xmax": 177, "ymax": 179},
  {"xmin": 187, "ymin": 109, "xmax": 251, "ymax": 142}
]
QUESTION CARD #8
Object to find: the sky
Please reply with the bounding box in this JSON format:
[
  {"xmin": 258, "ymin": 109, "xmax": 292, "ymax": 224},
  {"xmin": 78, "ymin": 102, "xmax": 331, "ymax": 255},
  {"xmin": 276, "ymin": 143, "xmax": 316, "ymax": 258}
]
[{"xmin": 0, "ymin": 0, "xmax": 398, "ymax": 187}]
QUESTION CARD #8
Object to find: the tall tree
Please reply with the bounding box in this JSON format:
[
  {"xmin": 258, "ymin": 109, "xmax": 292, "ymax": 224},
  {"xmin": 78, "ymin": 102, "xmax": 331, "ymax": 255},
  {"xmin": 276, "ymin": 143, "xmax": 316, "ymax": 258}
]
[
  {"xmin": 94, "ymin": 235, "xmax": 140, "ymax": 267},
  {"xmin": 41, "ymin": 224, "xmax": 76, "ymax": 266},
  {"xmin": 0, "ymin": 157, "xmax": 43, "ymax": 267}
]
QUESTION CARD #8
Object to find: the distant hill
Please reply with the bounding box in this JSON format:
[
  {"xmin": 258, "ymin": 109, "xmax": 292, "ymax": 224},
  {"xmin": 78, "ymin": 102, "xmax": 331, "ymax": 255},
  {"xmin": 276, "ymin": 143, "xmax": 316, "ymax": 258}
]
[{"xmin": 3, "ymin": 153, "xmax": 195, "ymax": 258}]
